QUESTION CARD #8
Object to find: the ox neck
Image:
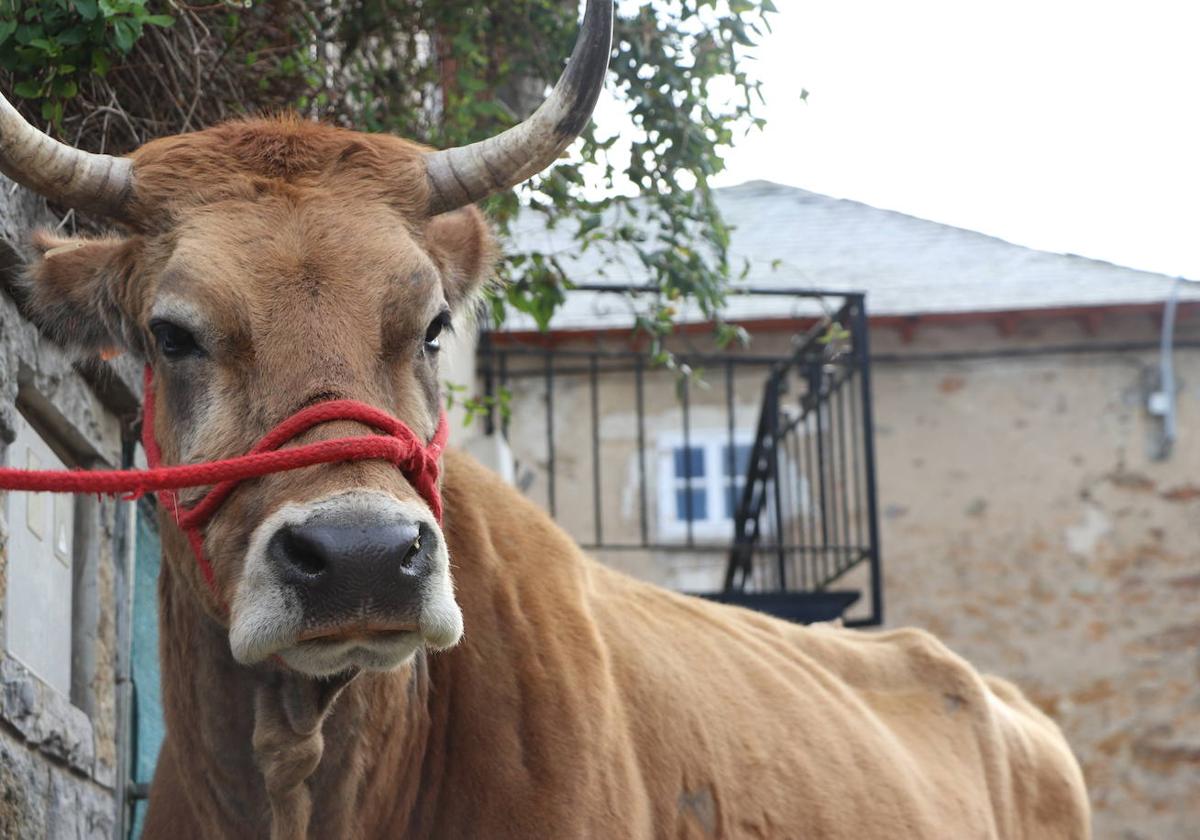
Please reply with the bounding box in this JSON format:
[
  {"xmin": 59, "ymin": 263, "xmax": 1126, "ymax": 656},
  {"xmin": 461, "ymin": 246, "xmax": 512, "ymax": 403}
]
[{"xmin": 155, "ymin": 541, "xmax": 440, "ymax": 837}]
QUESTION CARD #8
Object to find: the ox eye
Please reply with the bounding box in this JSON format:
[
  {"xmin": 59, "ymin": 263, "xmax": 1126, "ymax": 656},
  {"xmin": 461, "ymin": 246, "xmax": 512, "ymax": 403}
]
[
  {"xmin": 150, "ymin": 320, "xmax": 202, "ymax": 360},
  {"xmin": 424, "ymin": 311, "xmax": 450, "ymax": 353}
]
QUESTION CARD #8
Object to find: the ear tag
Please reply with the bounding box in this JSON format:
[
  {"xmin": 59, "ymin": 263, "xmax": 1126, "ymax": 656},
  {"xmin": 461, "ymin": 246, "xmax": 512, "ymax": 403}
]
[
  {"xmin": 43, "ymin": 241, "xmax": 87, "ymax": 259},
  {"xmin": 99, "ymin": 348, "xmax": 124, "ymax": 362}
]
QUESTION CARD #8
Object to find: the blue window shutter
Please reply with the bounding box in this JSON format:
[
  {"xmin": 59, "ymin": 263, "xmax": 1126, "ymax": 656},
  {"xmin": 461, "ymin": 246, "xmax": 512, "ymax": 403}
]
[{"xmin": 673, "ymin": 446, "xmax": 705, "ymax": 478}]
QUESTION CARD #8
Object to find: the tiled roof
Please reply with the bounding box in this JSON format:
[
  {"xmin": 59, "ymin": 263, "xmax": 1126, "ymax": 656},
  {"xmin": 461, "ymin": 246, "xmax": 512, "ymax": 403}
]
[{"xmin": 499, "ymin": 180, "xmax": 1197, "ymax": 331}]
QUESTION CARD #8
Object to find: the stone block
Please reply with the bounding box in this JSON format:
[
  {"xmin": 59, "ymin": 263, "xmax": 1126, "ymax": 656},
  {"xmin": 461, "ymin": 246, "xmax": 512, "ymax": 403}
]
[
  {"xmin": 0, "ymin": 657, "xmax": 96, "ymax": 779},
  {"xmin": 0, "ymin": 730, "xmax": 50, "ymax": 840}
]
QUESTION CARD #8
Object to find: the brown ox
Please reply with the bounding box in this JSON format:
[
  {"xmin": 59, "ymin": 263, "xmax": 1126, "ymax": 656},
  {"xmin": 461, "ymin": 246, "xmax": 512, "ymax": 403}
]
[{"xmin": 0, "ymin": 2, "xmax": 1089, "ymax": 837}]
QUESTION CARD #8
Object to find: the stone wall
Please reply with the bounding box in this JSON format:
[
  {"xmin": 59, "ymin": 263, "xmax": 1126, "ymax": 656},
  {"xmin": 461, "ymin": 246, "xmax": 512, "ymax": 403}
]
[{"xmin": 0, "ymin": 183, "xmax": 139, "ymax": 838}]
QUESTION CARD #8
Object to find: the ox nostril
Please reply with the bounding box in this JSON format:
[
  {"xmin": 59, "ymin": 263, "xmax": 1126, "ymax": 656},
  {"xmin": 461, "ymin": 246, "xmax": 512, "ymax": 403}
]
[
  {"xmin": 284, "ymin": 529, "xmax": 327, "ymax": 577},
  {"xmin": 399, "ymin": 530, "xmax": 424, "ymax": 571},
  {"xmin": 270, "ymin": 525, "xmax": 329, "ymax": 581}
]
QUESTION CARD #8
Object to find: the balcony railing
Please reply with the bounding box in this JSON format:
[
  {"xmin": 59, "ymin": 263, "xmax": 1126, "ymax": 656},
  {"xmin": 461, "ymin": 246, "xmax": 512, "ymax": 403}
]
[{"xmin": 477, "ymin": 286, "xmax": 882, "ymax": 626}]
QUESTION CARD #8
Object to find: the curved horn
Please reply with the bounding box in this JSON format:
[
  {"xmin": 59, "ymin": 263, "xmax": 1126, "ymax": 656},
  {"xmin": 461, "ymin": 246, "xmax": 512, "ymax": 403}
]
[
  {"xmin": 423, "ymin": 0, "xmax": 613, "ymax": 215},
  {"xmin": 0, "ymin": 92, "xmax": 133, "ymax": 220}
]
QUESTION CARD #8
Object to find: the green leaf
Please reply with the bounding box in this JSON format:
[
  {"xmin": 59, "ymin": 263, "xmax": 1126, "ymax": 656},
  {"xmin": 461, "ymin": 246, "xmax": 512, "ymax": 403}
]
[
  {"xmin": 14, "ymin": 24, "xmax": 38, "ymax": 45},
  {"xmin": 13, "ymin": 80, "xmax": 43, "ymax": 98},
  {"xmin": 71, "ymin": 0, "xmax": 99, "ymax": 20},
  {"xmin": 91, "ymin": 47, "xmax": 111, "ymax": 75},
  {"xmin": 56, "ymin": 26, "xmax": 88, "ymax": 46},
  {"xmin": 0, "ymin": 21, "xmax": 16, "ymax": 45},
  {"xmin": 577, "ymin": 213, "xmax": 603, "ymax": 236},
  {"xmin": 142, "ymin": 14, "xmax": 174, "ymax": 27},
  {"xmin": 111, "ymin": 17, "xmax": 137, "ymax": 53},
  {"xmin": 40, "ymin": 98, "xmax": 63, "ymax": 126}
]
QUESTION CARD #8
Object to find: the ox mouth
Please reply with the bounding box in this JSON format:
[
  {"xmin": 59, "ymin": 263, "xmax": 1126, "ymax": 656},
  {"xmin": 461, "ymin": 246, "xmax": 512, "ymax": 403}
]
[
  {"xmin": 275, "ymin": 626, "xmax": 427, "ymax": 676},
  {"xmin": 295, "ymin": 624, "xmax": 420, "ymax": 644},
  {"xmin": 231, "ymin": 603, "xmax": 460, "ymax": 676},
  {"xmin": 230, "ymin": 596, "xmax": 461, "ymax": 676}
]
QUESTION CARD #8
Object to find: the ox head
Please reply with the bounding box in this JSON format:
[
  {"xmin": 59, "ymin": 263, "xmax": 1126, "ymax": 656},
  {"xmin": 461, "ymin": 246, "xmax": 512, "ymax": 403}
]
[{"xmin": 3, "ymin": 1, "xmax": 611, "ymax": 677}]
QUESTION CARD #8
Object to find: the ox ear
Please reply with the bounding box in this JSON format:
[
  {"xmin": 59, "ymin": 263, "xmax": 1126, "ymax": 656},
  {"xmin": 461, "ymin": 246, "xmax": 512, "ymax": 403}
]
[
  {"xmin": 423, "ymin": 207, "xmax": 496, "ymax": 312},
  {"xmin": 23, "ymin": 231, "xmax": 144, "ymax": 356}
]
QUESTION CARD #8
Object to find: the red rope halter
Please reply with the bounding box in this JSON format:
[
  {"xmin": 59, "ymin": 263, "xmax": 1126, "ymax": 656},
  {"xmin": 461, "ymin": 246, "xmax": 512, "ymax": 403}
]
[{"xmin": 0, "ymin": 366, "xmax": 449, "ymax": 601}]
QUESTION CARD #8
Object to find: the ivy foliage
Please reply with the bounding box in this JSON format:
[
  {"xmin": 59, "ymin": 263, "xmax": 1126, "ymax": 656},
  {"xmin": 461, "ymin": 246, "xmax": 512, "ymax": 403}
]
[
  {"xmin": 0, "ymin": 0, "xmax": 173, "ymax": 126},
  {"xmin": 0, "ymin": 0, "xmax": 774, "ymax": 346}
]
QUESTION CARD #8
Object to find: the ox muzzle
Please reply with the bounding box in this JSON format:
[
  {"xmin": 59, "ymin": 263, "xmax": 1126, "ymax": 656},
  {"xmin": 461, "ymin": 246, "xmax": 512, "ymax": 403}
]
[
  {"xmin": 231, "ymin": 490, "xmax": 463, "ymax": 676},
  {"xmin": 139, "ymin": 367, "xmax": 463, "ymax": 676}
]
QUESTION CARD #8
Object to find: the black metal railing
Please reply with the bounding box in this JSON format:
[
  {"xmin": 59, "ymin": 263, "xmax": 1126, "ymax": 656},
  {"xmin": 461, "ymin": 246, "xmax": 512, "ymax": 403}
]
[
  {"xmin": 477, "ymin": 286, "xmax": 881, "ymax": 625},
  {"xmin": 722, "ymin": 294, "xmax": 882, "ymax": 625}
]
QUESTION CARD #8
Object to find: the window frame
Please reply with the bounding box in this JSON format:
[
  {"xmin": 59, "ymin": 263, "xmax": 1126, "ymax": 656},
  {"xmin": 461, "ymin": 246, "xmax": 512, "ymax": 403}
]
[{"xmin": 656, "ymin": 429, "xmax": 755, "ymax": 542}]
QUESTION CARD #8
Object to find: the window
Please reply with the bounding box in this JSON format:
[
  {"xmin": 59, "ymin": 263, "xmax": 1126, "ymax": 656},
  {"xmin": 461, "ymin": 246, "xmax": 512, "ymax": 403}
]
[
  {"xmin": 3, "ymin": 409, "xmax": 75, "ymax": 697},
  {"xmin": 657, "ymin": 432, "xmax": 754, "ymax": 541}
]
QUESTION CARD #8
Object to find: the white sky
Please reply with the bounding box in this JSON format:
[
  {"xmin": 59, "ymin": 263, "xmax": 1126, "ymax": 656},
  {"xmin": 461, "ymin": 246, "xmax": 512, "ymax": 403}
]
[{"xmin": 709, "ymin": 0, "xmax": 1200, "ymax": 281}]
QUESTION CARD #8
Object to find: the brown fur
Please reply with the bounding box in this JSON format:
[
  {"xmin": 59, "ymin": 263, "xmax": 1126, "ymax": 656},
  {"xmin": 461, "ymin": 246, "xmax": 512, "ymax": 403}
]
[{"xmin": 20, "ymin": 117, "xmax": 1090, "ymax": 838}]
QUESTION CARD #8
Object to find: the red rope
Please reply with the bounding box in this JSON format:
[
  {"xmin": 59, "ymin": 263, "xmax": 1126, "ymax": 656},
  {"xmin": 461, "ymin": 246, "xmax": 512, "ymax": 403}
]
[{"xmin": 0, "ymin": 366, "xmax": 449, "ymax": 602}]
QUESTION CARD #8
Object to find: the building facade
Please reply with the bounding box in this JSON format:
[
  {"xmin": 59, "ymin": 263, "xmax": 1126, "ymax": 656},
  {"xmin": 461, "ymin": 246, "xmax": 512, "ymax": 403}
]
[{"xmin": 0, "ymin": 187, "xmax": 145, "ymax": 836}]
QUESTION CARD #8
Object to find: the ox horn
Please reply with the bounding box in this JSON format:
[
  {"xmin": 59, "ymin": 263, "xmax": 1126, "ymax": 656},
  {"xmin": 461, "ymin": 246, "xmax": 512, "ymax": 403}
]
[
  {"xmin": 423, "ymin": 0, "xmax": 613, "ymax": 215},
  {"xmin": 0, "ymin": 92, "xmax": 133, "ymax": 220}
]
